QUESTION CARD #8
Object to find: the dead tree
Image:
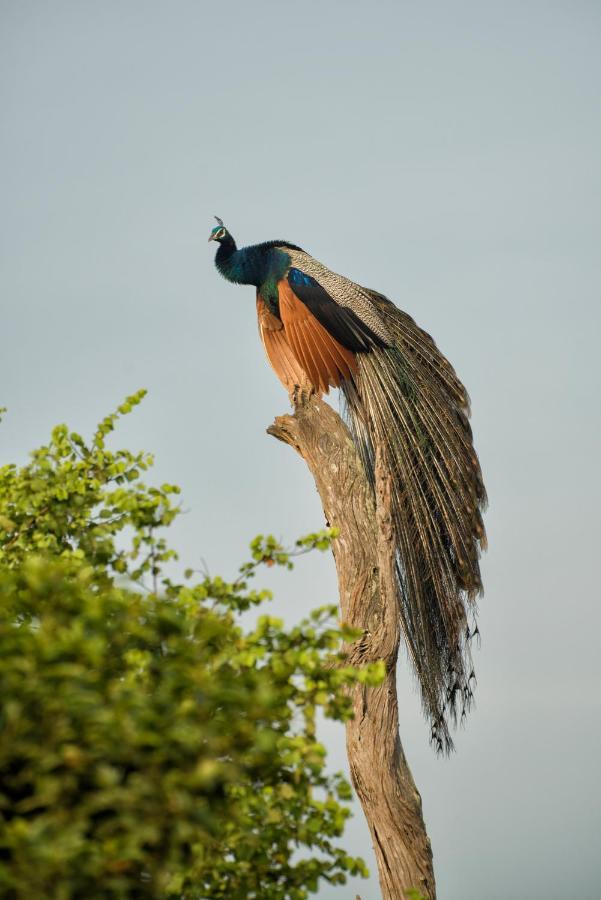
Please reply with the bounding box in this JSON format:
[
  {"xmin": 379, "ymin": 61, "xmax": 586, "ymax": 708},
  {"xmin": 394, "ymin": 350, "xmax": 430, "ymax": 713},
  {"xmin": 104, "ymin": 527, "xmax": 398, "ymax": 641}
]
[{"xmin": 268, "ymin": 395, "xmax": 436, "ymax": 899}]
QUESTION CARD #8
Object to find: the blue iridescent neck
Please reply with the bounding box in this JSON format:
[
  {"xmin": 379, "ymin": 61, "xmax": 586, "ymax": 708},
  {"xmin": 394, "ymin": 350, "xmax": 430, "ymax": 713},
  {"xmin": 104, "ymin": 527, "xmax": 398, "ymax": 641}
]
[{"xmin": 215, "ymin": 236, "xmax": 265, "ymax": 287}]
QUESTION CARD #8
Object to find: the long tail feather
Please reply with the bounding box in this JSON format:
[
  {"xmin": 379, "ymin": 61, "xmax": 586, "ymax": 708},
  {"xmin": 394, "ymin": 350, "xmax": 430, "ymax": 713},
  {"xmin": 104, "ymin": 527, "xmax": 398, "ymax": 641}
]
[{"xmin": 341, "ymin": 291, "xmax": 486, "ymax": 753}]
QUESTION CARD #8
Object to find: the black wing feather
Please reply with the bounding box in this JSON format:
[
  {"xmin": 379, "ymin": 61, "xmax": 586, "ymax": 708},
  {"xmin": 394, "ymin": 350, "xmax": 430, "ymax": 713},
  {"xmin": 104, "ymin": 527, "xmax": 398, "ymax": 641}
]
[{"xmin": 287, "ymin": 269, "xmax": 388, "ymax": 353}]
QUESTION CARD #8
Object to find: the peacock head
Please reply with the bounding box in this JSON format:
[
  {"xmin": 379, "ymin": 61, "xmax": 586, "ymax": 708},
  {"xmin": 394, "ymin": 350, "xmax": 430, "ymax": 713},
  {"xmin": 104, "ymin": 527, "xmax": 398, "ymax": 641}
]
[{"xmin": 208, "ymin": 216, "xmax": 230, "ymax": 243}]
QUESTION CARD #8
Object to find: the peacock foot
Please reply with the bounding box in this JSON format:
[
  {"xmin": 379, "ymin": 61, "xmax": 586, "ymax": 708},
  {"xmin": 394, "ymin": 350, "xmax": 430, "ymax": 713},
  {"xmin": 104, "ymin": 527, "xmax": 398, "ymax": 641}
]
[{"xmin": 290, "ymin": 383, "xmax": 316, "ymax": 408}]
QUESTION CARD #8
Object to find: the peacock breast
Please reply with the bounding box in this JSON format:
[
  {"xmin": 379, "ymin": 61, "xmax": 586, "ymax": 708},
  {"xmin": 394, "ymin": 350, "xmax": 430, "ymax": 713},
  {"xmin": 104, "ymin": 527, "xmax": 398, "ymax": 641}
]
[
  {"xmin": 259, "ymin": 277, "xmax": 281, "ymax": 315},
  {"xmin": 259, "ymin": 247, "xmax": 293, "ymax": 315}
]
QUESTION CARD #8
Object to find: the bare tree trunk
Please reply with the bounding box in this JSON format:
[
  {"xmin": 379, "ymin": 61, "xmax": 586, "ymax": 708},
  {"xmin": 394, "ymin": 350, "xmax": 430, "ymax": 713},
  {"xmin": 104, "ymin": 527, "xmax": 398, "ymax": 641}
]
[{"xmin": 268, "ymin": 396, "xmax": 436, "ymax": 900}]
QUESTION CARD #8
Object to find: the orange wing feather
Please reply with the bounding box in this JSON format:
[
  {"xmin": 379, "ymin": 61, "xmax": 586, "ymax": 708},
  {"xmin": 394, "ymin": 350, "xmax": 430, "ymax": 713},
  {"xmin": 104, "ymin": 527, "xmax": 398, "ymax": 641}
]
[
  {"xmin": 256, "ymin": 295, "xmax": 308, "ymax": 391},
  {"xmin": 256, "ymin": 284, "xmax": 359, "ymax": 395},
  {"xmin": 277, "ymin": 280, "xmax": 358, "ymax": 393}
]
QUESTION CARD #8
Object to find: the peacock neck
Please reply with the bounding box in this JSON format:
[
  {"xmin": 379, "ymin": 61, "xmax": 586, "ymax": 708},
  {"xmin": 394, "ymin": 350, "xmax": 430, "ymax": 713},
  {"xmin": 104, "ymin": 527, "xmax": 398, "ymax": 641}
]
[{"xmin": 215, "ymin": 238, "xmax": 264, "ymax": 287}]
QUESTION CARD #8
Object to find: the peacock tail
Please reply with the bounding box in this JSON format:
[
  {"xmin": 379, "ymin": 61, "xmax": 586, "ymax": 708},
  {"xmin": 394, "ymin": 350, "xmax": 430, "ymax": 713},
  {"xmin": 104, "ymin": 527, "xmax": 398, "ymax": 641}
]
[
  {"xmin": 342, "ymin": 292, "xmax": 486, "ymax": 752},
  {"xmin": 210, "ymin": 221, "xmax": 487, "ymax": 752}
]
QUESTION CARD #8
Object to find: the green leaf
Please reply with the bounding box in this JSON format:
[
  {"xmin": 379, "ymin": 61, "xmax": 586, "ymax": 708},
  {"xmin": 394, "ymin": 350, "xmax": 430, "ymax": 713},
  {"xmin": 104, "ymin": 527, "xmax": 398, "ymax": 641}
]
[{"xmin": 0, "ymin": 397, "xmax": 370, "ymax": 898}]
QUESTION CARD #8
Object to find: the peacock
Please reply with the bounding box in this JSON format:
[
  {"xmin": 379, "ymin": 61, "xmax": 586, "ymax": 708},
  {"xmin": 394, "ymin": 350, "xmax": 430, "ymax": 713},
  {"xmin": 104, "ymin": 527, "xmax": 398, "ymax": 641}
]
[{"xmin": 209, "ymin": 217, "xmax": 487, "ymax": 752}]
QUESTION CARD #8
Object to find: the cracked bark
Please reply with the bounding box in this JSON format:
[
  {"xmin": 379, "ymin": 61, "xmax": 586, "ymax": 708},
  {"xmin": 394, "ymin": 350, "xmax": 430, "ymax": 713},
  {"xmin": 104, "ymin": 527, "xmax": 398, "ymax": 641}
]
[{"xmin": 268, "ymin": 395, "xmax": 436, "ymax": 900}]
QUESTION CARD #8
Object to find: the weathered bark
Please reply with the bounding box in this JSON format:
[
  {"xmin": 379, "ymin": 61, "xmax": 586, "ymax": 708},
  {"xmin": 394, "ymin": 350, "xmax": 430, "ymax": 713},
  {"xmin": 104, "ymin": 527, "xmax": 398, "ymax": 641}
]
[{"xmin": 268, "ymin": 396, "xmax": 436, "ymax": 899}]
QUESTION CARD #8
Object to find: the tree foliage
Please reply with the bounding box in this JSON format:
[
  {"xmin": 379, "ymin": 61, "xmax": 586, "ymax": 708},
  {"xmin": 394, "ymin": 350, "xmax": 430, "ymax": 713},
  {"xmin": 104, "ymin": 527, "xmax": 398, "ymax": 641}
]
[{"xmin": 0, "ymin": 393, "xmax": 383, "ymax": 899}]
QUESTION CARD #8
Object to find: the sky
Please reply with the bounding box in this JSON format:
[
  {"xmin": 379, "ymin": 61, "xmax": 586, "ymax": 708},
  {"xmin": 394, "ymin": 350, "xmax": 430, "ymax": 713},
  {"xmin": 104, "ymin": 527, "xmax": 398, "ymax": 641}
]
[{"xmin": 1, "ymin": 1, "xmax": 600, "ymax": 897}]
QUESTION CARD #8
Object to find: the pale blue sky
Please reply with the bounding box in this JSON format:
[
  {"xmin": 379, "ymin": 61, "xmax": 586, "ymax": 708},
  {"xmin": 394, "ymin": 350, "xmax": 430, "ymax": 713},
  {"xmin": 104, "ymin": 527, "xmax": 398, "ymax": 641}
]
[{"xmin": 2, "ymin": 2, "xmax": 601, "ymax": 897}]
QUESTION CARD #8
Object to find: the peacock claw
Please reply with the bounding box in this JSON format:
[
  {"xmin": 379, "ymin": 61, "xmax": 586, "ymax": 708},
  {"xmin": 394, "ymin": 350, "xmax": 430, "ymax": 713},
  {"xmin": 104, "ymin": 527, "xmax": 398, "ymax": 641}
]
[{"xmin": 290, "ymin": 384, "xmax": 315, "ymax": 408}]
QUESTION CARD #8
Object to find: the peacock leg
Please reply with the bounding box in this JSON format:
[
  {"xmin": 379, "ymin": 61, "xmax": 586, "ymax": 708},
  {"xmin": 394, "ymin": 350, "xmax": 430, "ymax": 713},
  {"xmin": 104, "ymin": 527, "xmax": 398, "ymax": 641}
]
[{"xmin": 290, "ymin": 380, "xmax": 318, "ymax": 408}]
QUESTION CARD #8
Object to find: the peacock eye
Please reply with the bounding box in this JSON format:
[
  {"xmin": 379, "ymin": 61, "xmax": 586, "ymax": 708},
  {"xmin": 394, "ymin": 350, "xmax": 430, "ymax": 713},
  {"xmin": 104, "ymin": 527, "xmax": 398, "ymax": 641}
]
[{"xmin": 217, "ymin": 228, "xmax": 226, "ymax": 239}]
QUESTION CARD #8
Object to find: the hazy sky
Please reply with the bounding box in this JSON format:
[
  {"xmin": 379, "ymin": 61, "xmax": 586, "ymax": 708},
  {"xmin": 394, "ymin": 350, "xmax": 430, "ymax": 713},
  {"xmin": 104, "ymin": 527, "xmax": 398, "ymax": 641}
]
[{"xmin": 2, "ymin": 2, "xmax": 600, "ymax": 897}]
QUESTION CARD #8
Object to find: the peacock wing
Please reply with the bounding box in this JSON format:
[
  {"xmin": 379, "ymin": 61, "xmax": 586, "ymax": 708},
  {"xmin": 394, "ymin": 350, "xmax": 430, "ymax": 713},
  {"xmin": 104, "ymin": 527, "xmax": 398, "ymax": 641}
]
[
  {"xmin": 256, "ymin": 293, "xmax": 309, "ymax": 392},
  {"xmin": 276, "ymin": 276, "xmax": 361, "ymax": 393}
]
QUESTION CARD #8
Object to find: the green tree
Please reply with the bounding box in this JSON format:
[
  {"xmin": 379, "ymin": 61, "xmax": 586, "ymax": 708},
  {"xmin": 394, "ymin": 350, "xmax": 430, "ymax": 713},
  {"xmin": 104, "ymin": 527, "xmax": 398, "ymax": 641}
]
[{"xmin": 0, "ymin": 393, "xmax": 383, "ymax": 899}]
